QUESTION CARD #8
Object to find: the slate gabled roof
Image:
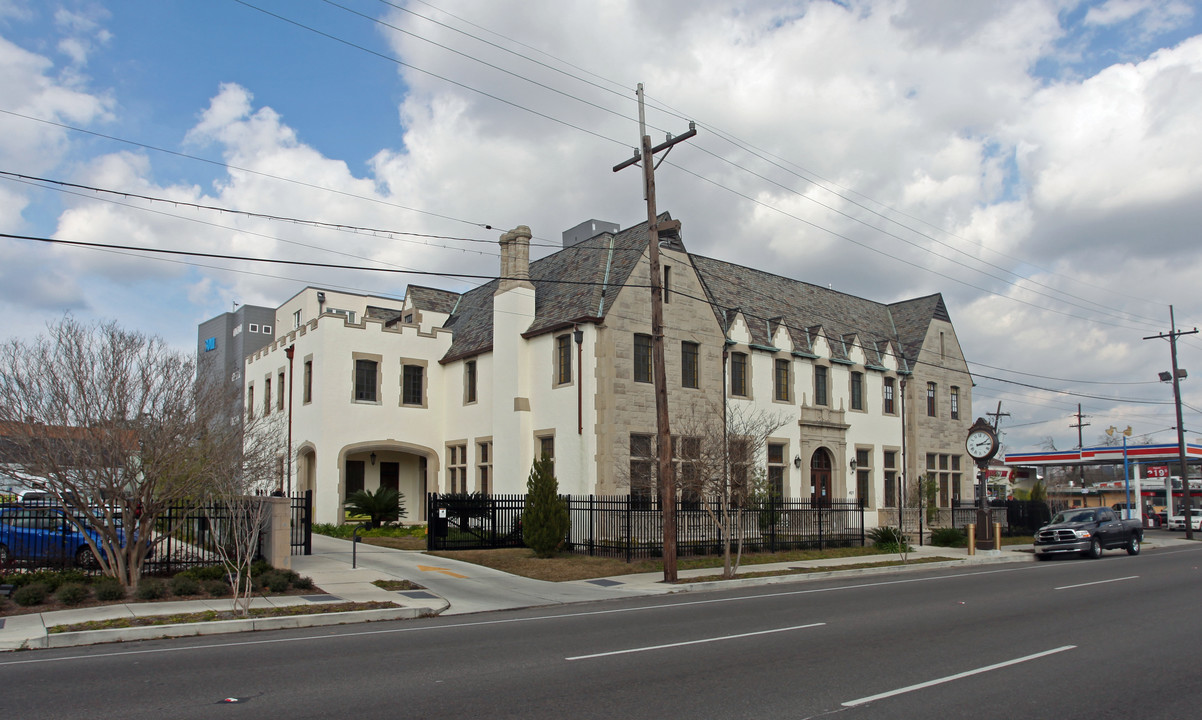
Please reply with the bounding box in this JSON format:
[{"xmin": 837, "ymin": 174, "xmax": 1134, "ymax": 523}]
[
  {"xmin": 433, "ymin": 214, "xmax": 950, "ymax": 371},
  {"xmin": 406, "ymin": 286, "xmax": 460, "ymax": 315},
  {"xmin": 438, "ymin": 217, "xmax": 658, "ymax": 363},
  {"xmin": 689, "ymin": 254, "xmax": 901, "ymax": 367}
]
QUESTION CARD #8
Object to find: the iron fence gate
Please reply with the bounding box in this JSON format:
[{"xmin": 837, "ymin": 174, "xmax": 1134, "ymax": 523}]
[{"xmin": 290, "ymin": 490, "xmax": 312, "ymax": 555}]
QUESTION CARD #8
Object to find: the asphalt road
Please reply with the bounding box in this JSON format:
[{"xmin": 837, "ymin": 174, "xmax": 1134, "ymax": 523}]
[{"xmin": 4, "ymin": 543, "xmax": 1202, "ymax": 719}]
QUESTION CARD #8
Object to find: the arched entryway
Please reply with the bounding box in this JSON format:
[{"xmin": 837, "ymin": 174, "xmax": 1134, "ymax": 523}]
[
  {"xmin": 296, "ymin": 445, "xmax": 317, "ymax": 495},
  {"xmin": 811, "ymin": 448, "xmax": 832, "ymax": 506}
]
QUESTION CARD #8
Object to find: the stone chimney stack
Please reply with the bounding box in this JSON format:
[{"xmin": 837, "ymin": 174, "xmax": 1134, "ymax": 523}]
[{"xmin": 497, "ymin": 225, "xmax": 534, "ymax": 294}]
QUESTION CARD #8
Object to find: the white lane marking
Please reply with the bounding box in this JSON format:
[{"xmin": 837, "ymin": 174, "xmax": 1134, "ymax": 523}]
[
  {"xmin": 1054, "ymin": 576, "xmax": 1138, "ymax": 591},
  {"xmin": 566, "ymin": 622, "xmax": 824, "ymax": 661},
  {"xmin": 842, "ymin": 645, "xmax": 1076, "ymax": 707},
  {"xmin": 0, "ymin": 565, "xmax": 1034, "ymax": 667}
]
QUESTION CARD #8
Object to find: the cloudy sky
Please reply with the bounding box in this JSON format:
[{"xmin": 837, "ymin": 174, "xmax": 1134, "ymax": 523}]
[{"xmin": 1, "ymin": 0, "xmax": 1200, "ymax": 455}]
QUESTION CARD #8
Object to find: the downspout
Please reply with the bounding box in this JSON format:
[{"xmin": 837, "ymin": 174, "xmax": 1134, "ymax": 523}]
[
  {"xmin": 285, "ymin": 345, "xmax": 295, "ymax": 495},
  {"xmin": 575, "ymin": 325, "xmax": 584, "ymax": 434}
]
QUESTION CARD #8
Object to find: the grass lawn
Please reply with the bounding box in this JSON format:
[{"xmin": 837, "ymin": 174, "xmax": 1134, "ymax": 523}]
[{"xmin": 424, "ymin": 545, "xmax": 906, "ymax": 582}]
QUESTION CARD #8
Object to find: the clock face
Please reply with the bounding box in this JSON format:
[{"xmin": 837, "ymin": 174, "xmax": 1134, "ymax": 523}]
[{"xmin": 966, "ymin": 430, "xmax": 995, "ymax": 458}]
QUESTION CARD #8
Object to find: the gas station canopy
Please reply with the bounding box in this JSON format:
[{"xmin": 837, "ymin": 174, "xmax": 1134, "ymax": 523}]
[{"xmin": 1003, "ymin": 443, "xmax": 1202, "ymax": 468}]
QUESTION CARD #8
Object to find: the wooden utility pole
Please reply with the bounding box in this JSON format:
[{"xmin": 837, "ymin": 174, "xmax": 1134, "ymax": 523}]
[
  {"xmin": 1144, "ymin": 306, "xmax": 1199, "ymax": 540},
  {"xmin": 986, "ymin": 401, "xmax": 1009, "ymax": 433},
  {"xmin": 613, "ymin": 84, "xmax": 696, "ymax": 583},
  {"xmin": 1070, "ymin": 403, "xmax": 1090, "ymax": 495}
]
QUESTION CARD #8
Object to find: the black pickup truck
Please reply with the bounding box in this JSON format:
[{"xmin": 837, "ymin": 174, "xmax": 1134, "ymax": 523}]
[{"xmin": 1033, "ymin": 507, "xmax": 1143, "ymax": 560}]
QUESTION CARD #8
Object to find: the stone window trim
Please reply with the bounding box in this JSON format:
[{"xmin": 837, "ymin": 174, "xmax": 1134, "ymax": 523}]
[
  {"xmin": 263, "ymin": 374, "xmax": 273, "ymax": 416},
  {"xmin": 446, "ymin": 441, "xmax": 468, "ymax": 494},
  {"xmin": 302, "ymin": 354, "xmax": 314, "ymax": 405},
  {"xmin": 553, "ymin": 333, "xmax": 574, "ymax": 388},
  {"xmin": 882, "ymin": 375, "xmax": 897, "ymax": 416},
  {"xmin": 729, "ymin": 350, "xmax": 750, "ymax": 399},
  {"xmin": 772, "ymin": 357, "xmax": 791, "ymax": 404},
  {"xmin": 634, "ymin": 333, "xmax": 653, "ymax": 384},
  {"xmin": 813, "ymin": 363, "xmax": 830, "ymax": 407},
  {"xmin": 476, "ymin": 437, "xmax": 493, "ymax": 494},
  {"xmin": 246, "ymin": 382, "xmax": 255, "ymax": 421},
  {"xmin": 854, "ymin": 445, "xmax": 873, "ymax": 506},
  {"xmin": 681, "ymin": 341, "xmax": 700, "ymax": 389},
  {"xmin": 926, "ymin": 381, "xmax": 937, "ymax": 417},
  {"xmin": 351, "ymin": 352, "xmax": 383, "ymax": 405},
  {"xmin": 276, "ymin": 368, "xmax": 286, "ymax": 412},
  {"xmin": 950, "ymin": 385, "xmax": 960, "ymax": 420},
  {"xmin": 400, "ymin": 357, "xmax": 429, "ymax": 408},
  {"xmin": 766, "ymin": 439, "xmax": 789, "ymax": 499},
  {"xmin": 882, "ymin": 446, "xmax": 900, "ymax": 508},
  {"xmin": 464, "ymin": 359, "xmax": 478, "ymax": 405},
  {"xmin": 849, "ymin": 370, "xmax": 866, "ymax": 413},
  {"xmin": 536, "ymin": 431, "xmax": 556, "ymax": 477}
]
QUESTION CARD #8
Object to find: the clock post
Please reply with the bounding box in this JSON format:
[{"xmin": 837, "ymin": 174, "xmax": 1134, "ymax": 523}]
[{"xmin": 965, "ymin": 418, "xmax": 1000, "ymax": 551}]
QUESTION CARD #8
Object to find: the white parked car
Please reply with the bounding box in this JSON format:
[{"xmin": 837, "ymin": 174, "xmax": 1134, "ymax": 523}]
[{"xmin": 1167, "ymin": 508, "xmax": 1202, "ymax": 531}]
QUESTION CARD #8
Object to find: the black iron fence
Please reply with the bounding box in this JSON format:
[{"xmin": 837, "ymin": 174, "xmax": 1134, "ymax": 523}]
[
  {"xmin": 428, "ymin": 493, "xmax": 865, "ymax": 560},
  {"xmin": 951, "ymin": 500, "xmax": 1051, "ymax": 536},
  {"xmin": 0, "ymin": 497, "xmax": 287, "ymax": 576},
  {"xmin": 290, "ymin": 490, "xmax": 312, "ymax": 556}
]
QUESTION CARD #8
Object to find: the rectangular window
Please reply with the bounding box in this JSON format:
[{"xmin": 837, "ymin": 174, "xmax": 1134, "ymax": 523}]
[
  {"xmin": 681, "ymin": 341, "xmax": 699, "ymax": 389},
  {"xmin": 477, "ymin": 441, "xmax": 492, "ymax": 494},
  {"xmin": 634, "ymin": 334, "xmax": 652, "ymax": 384},
  {"xmin": 277, "ymin": 371, "xmax": 285, "ymax": 411},
  {"xmin": 402, "ymin": 364, "xmax": 424, "ymax": 406},
  {"xmin": 262, "ymin": 325, "xmax": 272, "ymax": 335},
  {"xmin": 663, "ymin": 265, "xmax": 671, "ymax": 303},
  {"xmin": 293, "ymin": 309, "xmax": 302, "ymax": 329},
  {"xmin": 851, "ymin": 371, "xmax": 864, "ymax": 411},
  {"xmin": 767, "ymin": 442, "xmax": 786, "ymax": 498},
  {"xmin": 774, "ymin": 359, "xmax": 790, "ymax": 402},
  {"xmin": 539, "ymin": 436, "xmax": 555, "ymax": 477},
  {"xmin": 730, "ymin": 352, "xmax": 748, "ymax": 397},
  {"xmin": 729, "ymin": 437, "xmax": 751, "ymax": 506},
  {"xmin": 247, "ymin": 384, "xmax": 254, "ymax": 420},
  {"xmin": 630, "ymin": 434, "xmax": 654, "ymax": 508},
  {"xmin": 856, "ymin": 448, "xmax": 871, "ymax": 505},
  {"xmin": 355, "ymin": 359, "xmax": 378, "ymax": 402},
  {"xmin": 926, "ymin": 382, "xmax": 937, "ymax": 417},
  {"xmin": 814, "ymin": 365, "xmax": 828, "ymax": 406},
  {"xmin": 345, "ymin": 460, "xmax": 365, "ymax": 497},
  {"xmin": 556, "ymin": 334, "xmax": 572, "ymax": 385},
  {"xmin": 303, "ymin": 360, "xmax": 313, "ymax": 404},
  {"xmin": 884, "ymin": 450, "xmax": 897, "ymax": 507},
  {"xmin": 883, "ymin": 377, "xmax": 895, "ymax": 415},
  {"xmin": 264, "ymin": 377, "xmax": 272, "ymax": 416},
  {"xmin": 950, "ymin": 386, "xmax": 960, "ymax": 420},
  {"xmin": 446, "ymin": 445, "xmax": 467, "ymax": 493},
  {"xmin": 465, "ymin": 360, "xmax": 477, "ymax": 404}
]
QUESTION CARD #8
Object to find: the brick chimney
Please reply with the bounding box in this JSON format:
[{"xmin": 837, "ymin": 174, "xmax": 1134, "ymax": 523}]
[{"xmin": 496, "ymin": 225, "xmax": 534, "ymax": 294}]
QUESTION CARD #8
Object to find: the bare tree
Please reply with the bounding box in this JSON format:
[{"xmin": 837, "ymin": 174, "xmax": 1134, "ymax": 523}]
[
  {"xmin": 202, "ymin": 414, "xmax": 283, "ymax": 616},
  {"xmin": 672, "ymin": 402, "xmax": 788, "ymax": 579},
  {"xmin": 0, "ymin": 317, "xmax": 265, "ymax": 590}
]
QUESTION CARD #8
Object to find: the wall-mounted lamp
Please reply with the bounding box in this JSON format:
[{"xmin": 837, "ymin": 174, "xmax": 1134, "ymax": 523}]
[
  {"xmin": 573, "ymin": 326, "xmax": 584, "ymax": 344},
  {"xmin": 369, "ymin": 451, "xmax": 376, "ymax": 466},
  {"xmin": 793, "ymin": 455, "xmax": 802, "ymax": 469},
  {"xmin": 849, "ymin": 458, "xmax": 858, "ymax": 472}
]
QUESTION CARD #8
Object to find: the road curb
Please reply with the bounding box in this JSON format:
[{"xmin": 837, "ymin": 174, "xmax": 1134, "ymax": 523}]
[
  {"xmin": 663, "ymin": 554, "xmax": 1028, "ymax": 593},
  {"xmin": 24, "ymin": 602, "xmax": 448, "ymax": 650}
]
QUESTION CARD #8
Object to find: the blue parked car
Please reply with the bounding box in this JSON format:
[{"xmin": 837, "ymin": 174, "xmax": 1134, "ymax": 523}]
[{"xmin": 0, "ymin": 506, "xmax": 115, "ymax": 568}]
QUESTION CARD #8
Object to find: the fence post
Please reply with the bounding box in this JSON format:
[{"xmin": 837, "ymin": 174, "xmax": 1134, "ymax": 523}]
[
  {"xmin": 589, "ymin": 495, "xmax": 595, "ymax": 557},
  {"xmin": 817, "ymin": 499, "xmax": 824, "ymax": 551},
  {"xmin": 625, "ymin": 494, "xmax": 632, "ymax": 564},
  {"xmin": 303, "ymin": 489, "xmax": 313, "ymax": 555}
]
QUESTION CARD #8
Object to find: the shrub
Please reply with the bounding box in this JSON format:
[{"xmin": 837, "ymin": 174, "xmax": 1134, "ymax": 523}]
[
  {"xmin": 13, "ymin": 583, "xmax": 49, "ymax": 607},
  {"xmin": 93, "ymin": 577, "xmax": 125, "ymax": 602},
  {"xmin": 522, "ymin": 454, "xmax": 570, "ymax": 558},
  {"xmin": 178, "ymin": 565, "xmax": 227, "ymax": 582},
  {"xmin": 344, "ymin": 486, "xmax": 406, "ymax": 529},
  {"xmin": 168, "ymin": 574, "xmax": 201, "ymax": 597},
  {"xmin": 254, "ymin": 571, "xmax": 290, "ymax": 594},
  {"xmin": 250, "ymin": 559, "xmax": 273, "ymax": 578},
  {"xmin": 204, "ymin": 579, "xmax": 230, "ymax": 597},
  {"xmin": 930, "ymin": 527, "xmax": 967, "ymax": 547},
  {"xmin": 291, "ymin": 575, "xmax": 314, "ymax": 590},
  {"xmin": 867, "ymin": 526, "xmax": 905, "ymax": 547},
  {"xmin": 56, "ymin": 583, "xmax": 91, "ymax": 606},
  {"xmin": 134, "ymin": 580, "xmax": 167, "ymax": 601}
]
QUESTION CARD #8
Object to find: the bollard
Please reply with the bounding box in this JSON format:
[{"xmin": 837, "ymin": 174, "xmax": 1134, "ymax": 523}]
[
  {"xmin": 994, "ymin": 522, "xmax": 1002, "ymax": 549},
  {"xmin": 967, "ymin": 523, "xmax": 976, "ymax": 555}
]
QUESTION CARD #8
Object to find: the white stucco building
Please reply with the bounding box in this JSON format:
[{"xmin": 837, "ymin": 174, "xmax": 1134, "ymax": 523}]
[{"xmin": 238, "ymin": 216, "xmax": 973, "ymax": 525}]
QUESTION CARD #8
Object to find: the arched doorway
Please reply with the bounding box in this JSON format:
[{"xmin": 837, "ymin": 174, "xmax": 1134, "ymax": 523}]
[{"xmin": 811, "ymin": 448, "xmax": 832, "ymax": 506}]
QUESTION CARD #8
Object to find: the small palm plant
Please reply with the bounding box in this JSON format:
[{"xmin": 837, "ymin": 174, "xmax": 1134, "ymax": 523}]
[{"xmin": 344, "ymin": 487, "xmax": 406, "ymax": 529}]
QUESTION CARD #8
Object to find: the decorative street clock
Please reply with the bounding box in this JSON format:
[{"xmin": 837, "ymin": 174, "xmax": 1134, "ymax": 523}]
[{"xmin": 965, "ymin": 418, "xmax": 999, "ymax": 463}]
